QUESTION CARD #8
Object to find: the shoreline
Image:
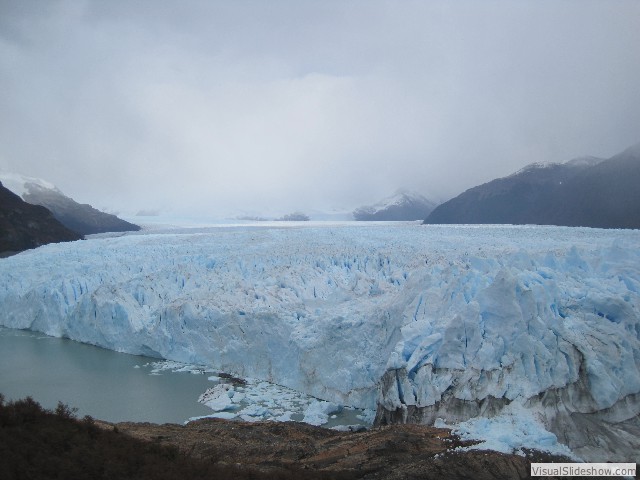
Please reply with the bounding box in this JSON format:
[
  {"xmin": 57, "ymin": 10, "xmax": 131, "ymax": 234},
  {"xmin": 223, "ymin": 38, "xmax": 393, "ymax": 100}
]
[{"xmin": 95, "ymin": 416, "xmax": 573, "ymax": 479}]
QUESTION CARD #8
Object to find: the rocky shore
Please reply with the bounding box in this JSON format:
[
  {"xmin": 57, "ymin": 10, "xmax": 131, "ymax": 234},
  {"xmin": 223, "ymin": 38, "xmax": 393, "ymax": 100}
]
[
  {"xmin": 98, "ymin": 418, "xmax": 571, "ymax": 479},
  {"xmin": 0, "ymin": 395, "xmax": 582, "ymax": 479}
]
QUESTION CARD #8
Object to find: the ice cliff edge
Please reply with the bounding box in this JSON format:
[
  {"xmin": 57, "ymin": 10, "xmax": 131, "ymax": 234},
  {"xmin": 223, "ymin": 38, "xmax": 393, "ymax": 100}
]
[{"xmin": 0, "ymin": 224, "xmax": 638, "ymax": 461}]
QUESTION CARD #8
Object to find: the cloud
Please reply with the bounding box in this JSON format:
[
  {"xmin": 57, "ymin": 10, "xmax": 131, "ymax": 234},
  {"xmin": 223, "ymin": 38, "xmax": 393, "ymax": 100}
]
[{"xmin": 1, "ymin": 0, "xmax": 639, "ymax": 216}]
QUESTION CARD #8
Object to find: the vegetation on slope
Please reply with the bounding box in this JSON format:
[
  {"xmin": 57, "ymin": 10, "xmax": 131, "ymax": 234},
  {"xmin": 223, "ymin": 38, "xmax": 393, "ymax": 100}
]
[{"xmin": 0, "ymin": 395, "xmax": 345, "ymax": 480}]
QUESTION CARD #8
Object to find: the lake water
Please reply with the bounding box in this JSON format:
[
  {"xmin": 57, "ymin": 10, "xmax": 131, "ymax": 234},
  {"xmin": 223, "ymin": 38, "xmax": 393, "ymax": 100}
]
[
  {"xmin": 0, "ymin": 327, "xmax": 373, "ymax": 427},
  {"xmin": 0, "ymin": 327, "xmax": 214, "ymax": 423}
]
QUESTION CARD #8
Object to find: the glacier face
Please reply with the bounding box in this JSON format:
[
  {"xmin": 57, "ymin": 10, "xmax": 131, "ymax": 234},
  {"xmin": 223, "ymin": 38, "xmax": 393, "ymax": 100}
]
[{"xmin": 0, "ymin": 223, "xmax": 639, "ymax": 460}]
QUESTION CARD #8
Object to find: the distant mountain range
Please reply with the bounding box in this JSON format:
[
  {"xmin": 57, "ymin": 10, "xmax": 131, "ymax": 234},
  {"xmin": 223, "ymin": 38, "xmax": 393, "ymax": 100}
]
[
  {"xmin": 354, "ymin": 190, "xmax": 437, "ymax": 221},
  {"xmin": 0, "ymin": 173, "xmax": 140, "ymax": 235},
  {"xmin": 424, "ymin": 142, "xmax": 640, "ymax": 229},
  {"xmin": 0, "ymin": 181, "xmax": 82, "ymax": 256},
  {"xmin": 276, "ymin": 212, "xmax": 310, "ymax": 221}
]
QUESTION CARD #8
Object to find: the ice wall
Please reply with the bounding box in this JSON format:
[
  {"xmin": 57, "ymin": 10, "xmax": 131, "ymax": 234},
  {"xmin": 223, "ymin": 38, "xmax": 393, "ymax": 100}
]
[
  {"xmin": 1, "ymin": 224, "xmax": 638, "ymax": 460},
  {"xmin": 373, "ymin": 237, "xmax": 640, "ymax": 461},
  {"xmin": 0, "ymin": 225, "xmax": 414, "ymax": 407}
]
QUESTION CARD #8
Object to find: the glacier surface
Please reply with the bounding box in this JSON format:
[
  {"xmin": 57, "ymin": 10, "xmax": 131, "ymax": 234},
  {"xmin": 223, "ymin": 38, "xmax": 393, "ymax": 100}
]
[{"xmin": 0, "ymin": 223, "xmax": 638, "ymax": 460}]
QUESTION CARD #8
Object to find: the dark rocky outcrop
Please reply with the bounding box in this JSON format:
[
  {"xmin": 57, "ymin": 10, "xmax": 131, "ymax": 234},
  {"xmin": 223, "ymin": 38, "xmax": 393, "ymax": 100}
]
[
  {"xmin": 424, "ymin": 142, "xmax": 640, "ymax": 229},
  {"xmin": 0, "ymin": 181, "xmax": 82, "ymax": 256}
]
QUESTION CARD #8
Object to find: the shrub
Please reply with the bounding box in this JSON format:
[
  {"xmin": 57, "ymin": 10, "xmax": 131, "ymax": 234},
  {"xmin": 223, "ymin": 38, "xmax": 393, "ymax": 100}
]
[{"xmin": 0, "ymin": 394, "xmax": 358, "ymax": 480}]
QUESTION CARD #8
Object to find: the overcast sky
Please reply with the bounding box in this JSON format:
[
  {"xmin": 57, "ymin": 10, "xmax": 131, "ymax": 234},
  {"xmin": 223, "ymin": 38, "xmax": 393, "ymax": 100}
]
[{"xmin": 1, "ymin": 0, "xmax": 639, "ymax": 217}]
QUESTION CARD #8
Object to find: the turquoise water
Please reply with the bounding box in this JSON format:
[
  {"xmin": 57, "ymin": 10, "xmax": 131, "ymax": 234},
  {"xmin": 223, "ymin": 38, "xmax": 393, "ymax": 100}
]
[{"xmin": 0, "ymin": 327, "xmax": 213, "ymax": 423}]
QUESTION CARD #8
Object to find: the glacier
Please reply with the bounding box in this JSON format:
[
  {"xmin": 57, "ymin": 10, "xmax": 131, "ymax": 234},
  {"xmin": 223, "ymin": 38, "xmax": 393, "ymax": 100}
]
[{"xmin": 0, "ymin": 223, "xmax": 638, "ymax": 461}]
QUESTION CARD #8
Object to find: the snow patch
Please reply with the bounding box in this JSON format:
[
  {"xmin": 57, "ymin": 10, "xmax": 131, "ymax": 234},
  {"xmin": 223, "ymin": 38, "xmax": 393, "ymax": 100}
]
[
  {"xmin": 436, "ymin": 402, "xmax": 578, "ymax": 460},
  {"xmin": 0, "ymin": 172, "xmax": 59, "ymax": 197}
]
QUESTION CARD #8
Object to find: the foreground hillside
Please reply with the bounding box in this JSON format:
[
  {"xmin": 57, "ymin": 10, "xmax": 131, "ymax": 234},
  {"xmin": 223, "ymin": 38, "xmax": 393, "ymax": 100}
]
[
  {"xmin": 0, "ymin": 181, "xmax": 81, "ymax": 256},
  {"xmin": 425, "ymin": 142, "xmax": 640, "ymax": 228},
  {"xmin": 0, "ymin": 396, "xmax": 568, "ymax": 480}
]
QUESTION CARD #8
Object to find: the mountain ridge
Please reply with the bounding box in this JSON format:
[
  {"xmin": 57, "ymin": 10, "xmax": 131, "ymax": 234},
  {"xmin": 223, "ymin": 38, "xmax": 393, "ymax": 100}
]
[
  {"xmin": 0, "ymin": 181, "xmax": 82, "ymax": 256},
  {"xmin": 354, "ymin": 190, "xmax": 437, "ymax": 221},
  {"xmin": 424, "ymin": 143, "xmax": 640, "ymax": 229},
  {"xmin": 0, "ymin": 173, "xmax": 140, "ymax": 235}
]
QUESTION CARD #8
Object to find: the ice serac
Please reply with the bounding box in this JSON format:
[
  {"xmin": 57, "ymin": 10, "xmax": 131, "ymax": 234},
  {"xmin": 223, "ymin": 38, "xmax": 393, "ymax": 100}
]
[
  {"xmin": 0, "ymin": 226, "xmax": 409, "ymax": 408},
  {"xmin": 0, "ymin": 224, "xmax": 638, "ymax": 461},
  {"xmin": 374, "ymin": 239, "xmax": 640, "ymax": 462}
]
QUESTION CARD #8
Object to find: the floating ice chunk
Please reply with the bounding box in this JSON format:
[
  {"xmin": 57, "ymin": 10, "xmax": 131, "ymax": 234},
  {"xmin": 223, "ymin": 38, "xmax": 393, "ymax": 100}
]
[
  {"xmin": 238, "ymin": 404, "xmax": 272, "ymax": 420},
  {"xmin": 207, "ymin": 412, "xmax": 237, "ymax": 420},
  {"xmin": 274, "ymin": 411, "xmax": 294, "ymax": 422},
  {"xmin": 231, "ymin": 391, "xmax": 245, "ymax": 403},
  {"xmin": 303, "ymin": 399, "xmax": 341, "ymax": 426},
  {"xmin": 198, "ymin": 384, "xmax": 237, "ymax": 411}
]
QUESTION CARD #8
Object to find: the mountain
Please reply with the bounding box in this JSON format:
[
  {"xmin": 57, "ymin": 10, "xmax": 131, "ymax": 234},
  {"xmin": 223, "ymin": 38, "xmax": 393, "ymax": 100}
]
[
  {"xmin": 354, "ymin": 190, "xmax": 437, "ymax": 221},
  {"xmin": 276, "ymin": 212, "xmax": 310, "ymax": 221},
  {"xmin": 0, "ymin": 173, "xmax": 140, "ymax": 235},
  {"xmin": 424, "ymin": 142, "xmax": 640, "ymax": 229},
  {"xmin": 0, "ymin": 181, "xmax": 82, "ymax": 256}
]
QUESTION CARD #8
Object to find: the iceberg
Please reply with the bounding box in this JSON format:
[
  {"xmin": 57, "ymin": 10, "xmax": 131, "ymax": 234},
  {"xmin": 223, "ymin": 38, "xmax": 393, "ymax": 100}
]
[{"xmin": 0, "ymin": 223, "xmax": 638, "ymax": 460}]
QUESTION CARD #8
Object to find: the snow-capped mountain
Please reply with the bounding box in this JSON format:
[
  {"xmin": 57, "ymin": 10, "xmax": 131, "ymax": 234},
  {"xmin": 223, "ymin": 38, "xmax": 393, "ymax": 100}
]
[
  {"xmin": 353, "ymin": 190, "xmax": 437, "ymax": 221},
  {"xmin": 563, "ymin": 155, "xmax": 604, "ymax": 168},
  {"xmin": 0, "ymin": 181, "xmax": 81, "ymax": 255},
  {"xmin": 507, "ymin": 155, "xmax": 604, "ymax": 177},
  {"xmin": 0, "ymin": 223, "xmax": 638, "ymax": 461},
  {"xmin": 0, "ymin": 173, "xmax": 140, "ymax": 235},
  {"xmin": 424, "ymin": 142, "xmax": 640, "ymax": 228}
]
